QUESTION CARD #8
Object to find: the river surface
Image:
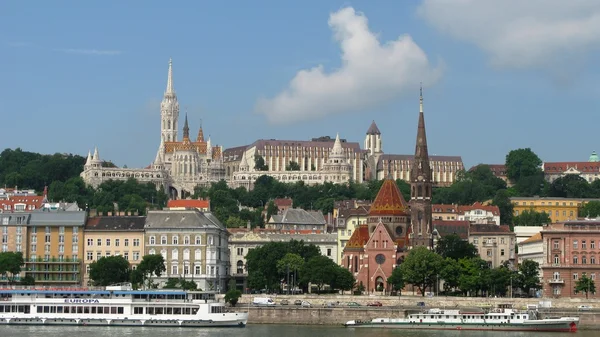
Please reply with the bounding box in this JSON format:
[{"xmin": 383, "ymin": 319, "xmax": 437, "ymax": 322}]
[{"xmin": 0, "ymin": 325, "xmax": 594, "ymax": 336}]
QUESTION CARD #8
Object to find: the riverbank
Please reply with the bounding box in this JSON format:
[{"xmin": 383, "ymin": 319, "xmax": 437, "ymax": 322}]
[{"xmin": 229, "ymin": 294, "xmax": 600, "ymax": 329}]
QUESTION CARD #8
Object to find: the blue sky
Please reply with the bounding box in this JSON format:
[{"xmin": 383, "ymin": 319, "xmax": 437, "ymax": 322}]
[{"xmin": 2, "ymin": 0, "xmax": 600, "ymax": 169}]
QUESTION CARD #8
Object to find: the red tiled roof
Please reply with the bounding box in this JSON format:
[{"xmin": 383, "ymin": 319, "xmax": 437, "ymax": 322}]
[
  {"xmin": 273, "ymin": 198, "xmax": 293, "ymax": 207},
  {"xmin": 432, "ymin": 204, "xmax": 458, "ymax": 213},
  {"xmin": 543, "ymin": 162, "xmax": 600, "ymax": 173},
  {"xmin": 345, "ymin": 224, "xmax": 370, "ymax": 249},
  {"xmin": 0, "ymin": 195, "xmax": 45, "ymax": 212},
  {"xmin": 470, "ymin": 224, "xmax": 512, "ymax": 234},
  {"xmin": 167, "ymin": 199, "xmax": 210, "ymax": 209},
  {"xmin": 458, "ymin": 202, "xmax": 500, "ymax": 215},
  {"xmin": 369, "ymin": 179, "xmax": 408, "ymax": 216}
]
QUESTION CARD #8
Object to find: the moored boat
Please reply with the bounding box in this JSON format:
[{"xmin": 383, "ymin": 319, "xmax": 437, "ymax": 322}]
[
  {"xmin": 0, "ymin": 284, "xmax": 248, "ymax": 328},
  {"xmin": 344, "ymin": 306, "xmax": 579, "ymax": 332}
]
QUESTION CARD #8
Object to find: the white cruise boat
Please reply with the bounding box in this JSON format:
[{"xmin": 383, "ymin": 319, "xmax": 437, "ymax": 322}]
[
  {"xmin": 344, "ymin": 307, "xmax": 579, "ymax": 333},
  {"xmin": 0, "ymin": 284, "xmax": 248, "ymax": 327}
]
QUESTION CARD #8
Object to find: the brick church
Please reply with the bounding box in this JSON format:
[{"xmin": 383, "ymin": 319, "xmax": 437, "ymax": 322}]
[{"xmin": 341, "ymin": 88, "xmax": 433, "ymax": 292}]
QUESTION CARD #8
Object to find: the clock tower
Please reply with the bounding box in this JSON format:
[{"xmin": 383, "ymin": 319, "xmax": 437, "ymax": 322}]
[{"xmin": 409, "ymin": 86, "xmax": 433, "ymax": 249}]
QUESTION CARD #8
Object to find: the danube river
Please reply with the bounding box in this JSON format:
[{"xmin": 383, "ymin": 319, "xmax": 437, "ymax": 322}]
[{"xmin": 0, "ymin": 325, "xmax": 595, "ymax": 336}]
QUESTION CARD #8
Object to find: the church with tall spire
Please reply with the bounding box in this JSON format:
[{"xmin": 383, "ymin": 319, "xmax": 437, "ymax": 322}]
[{"xmin": 81, "ymin": 59, "xmax": 225, "ymax": 199}]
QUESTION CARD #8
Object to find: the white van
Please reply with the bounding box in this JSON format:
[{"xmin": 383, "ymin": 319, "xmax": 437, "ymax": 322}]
[{"xmin": 252, "ymin": 297, "xmax": 276, "ymax": 306}]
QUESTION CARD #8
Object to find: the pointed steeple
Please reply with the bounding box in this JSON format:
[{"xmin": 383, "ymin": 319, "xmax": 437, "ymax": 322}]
[
  {"xmin": 154, "ymin": 138, "xmax": 165, "ymax": 165},
  {"xmin": 85, "ymin": 150, "xmax": 92, "ymax": 166},
  {"xmin": 239, "ymin": 150, "xmax": 249, "ymax": 171},
  {"xmin": 92, "ymin": 147, "xmax": 100, "ymax": 162},
  {"xmin": 366, "ymin": 120, "xmax": 381, "ymax": 135},
  {"xmin": 206, "ymin": 136, "xmax": 212, "ymax": 158},
  {"xmin": 331, "ymin": 133, "xmax": 344, "ymax": 157},
  {"xmin": 182, "ymin": 113, "xmax": 190, "ymax": 140},
  {"xmin": 165, "ymin": 58, "xmax": 175, "ymax": 95},
  {"xmin": 196, "ymin": 119, "xmax": 204, "ymax": 142},
  {"xmin": 414, "ymin": 85, "xmax": 429, "ymax": 161}
]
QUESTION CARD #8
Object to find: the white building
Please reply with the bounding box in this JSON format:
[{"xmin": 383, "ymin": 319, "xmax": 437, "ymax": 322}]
[
  {"xmin": 80, "ymin": 59, "xmax": 225, "ymax": 199},
  {"xmin": 458, "ymin": 203, "xmax": 501, "ymax": 225},
  {"xmin": 144, "ymin": 209, "xmax": 230, "ymax": 292},
  {"xmin": 513, "ymin": 226, "xmax": 544, "ymax": 244},
  {"xmin": 517, "ymin": 232, "xmax": 543, "ymax": 280}
]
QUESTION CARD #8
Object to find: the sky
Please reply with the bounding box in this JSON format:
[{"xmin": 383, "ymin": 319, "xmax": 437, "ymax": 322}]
[{"xmin": 2, "ymin": 0, "xmax": 600, "ymax": 169}]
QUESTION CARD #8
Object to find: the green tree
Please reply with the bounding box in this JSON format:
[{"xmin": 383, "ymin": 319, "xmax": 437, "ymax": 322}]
[
  {"xmin": 301, "ymin": 255, "xmax": 338, "ymax": 293},
  {"xmin": 225, "ymin": 288, "xmax": 242, "ymax": 306},
  {"xmin": 435, "ymin": 234, "xmax": 478, "ymax": 260},
  {"xmin": 254, "ymin": 155, "xmax": 268, "ymax": 171},
  {"xmin": 225, "ymin": 216, "xmax": 247, "ymax": 228},
  {"xmin": 266, "ymin": 201, "xmax": 279, "ymax": 222},
  {"xmin": 400, "ymin": 247, "xmax": 444, "ymax": 296},
  {"xmin": 20, "ymin": 275, "xmax": 35, "ymax": 286},
  {"xmin": 164, "ymin": 277, "xmax": 198, "ymax": 290},
  {"xmin": 88, "ymin": 255, "xmax": 131, "ymax": 286},
  {"xmin": 579, "ymin": 200, "xmax": 600, "ymax": 218},
  {"xmin": 439, "ymin": 257, "xmax": 461, "ymax": 292},
  {"xmin": 286, "ymin": 161, "xmax": 301, "ymax": 171},
  {"xmin": 513, "ymin": 209, "xmax": 551, "ymax": 226},
  {"xmin": 516, "ymin": 260, "xmax": 541, "ymax": 295},
  {"xmin": 335, "ymin": 267, "xmax": 356, "ymax": 294},
  {"xmin": 492, "ymin": 189, "xmax": 514, "ymax": 225},
  {"xmin": 137, "ymin": 254, "xmax": 166, "ymax": 289},
  {"xmin": 457, "ymin": 257, "xmax": 490, "ymax": 296},
  {"xmin": 387, "ymin": 267, "xmax": 405, "ymax": 295},
  {"xmin": 575, "ymin": 275, "xmax": 596, "ymax": 299},
  {"xmin": 0, "ymin": 252, "xmax": 24, "ymax": 283},
  {"xmin": 548, "ymin": 175, "xmax": 591, "ymax": 198},
  {"xmin": 505, "ymin": 148, "xmax": 543, "ymax": 183},
  {"xmin": 488, "ymin": 265, "xmax": 511, "ymax": 297}
]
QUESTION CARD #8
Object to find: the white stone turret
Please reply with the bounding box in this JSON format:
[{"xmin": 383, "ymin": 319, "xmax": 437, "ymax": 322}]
[
  {"xmin": 323, "ymin": 133, "xmax": 351, "ymax": 181},
  {"xmin": 153, "ymin": 138, "xmax": 165, "ymax": 169},
  {"xmin": 330, "ymin": 133, "xmax": 344, "ymax": 159},
  {"xmin": 160, "ymin": 58, "xmax": 179, "ymax": 143},
  {"xmin": 85, "ymin": 150, "xmax": 92, "ymax": 167},
  {"xmin": 206, "ymin": 136, "xmax": 212, "ymax": 160},
  {"xmin": 239, "ymin": 150, "xmax": 249, "ymax": 172}
]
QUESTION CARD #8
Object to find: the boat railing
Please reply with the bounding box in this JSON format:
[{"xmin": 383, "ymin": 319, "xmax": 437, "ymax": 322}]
[{"xmin": 0, "ymin": 285, "xmax": 105, "ymax": 291}]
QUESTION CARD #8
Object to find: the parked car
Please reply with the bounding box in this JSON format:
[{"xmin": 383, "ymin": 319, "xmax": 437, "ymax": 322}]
[
  {"xmin": 346, "ymin": 301, "xmax": 361, "ymax": 307},
  {"xmin": 301, "ymin": 301, "xmax": 312, "ymax": 308},
  {"xmin": 294, "ymin": 299, "xmax": 302, "ymax": 306},
  {"xmin": 280, "ymin": 299, "xmax": 289, "ymax": 305},
  {"xmin": 578, "ymin": 305, "xmax": 593, "ymax": 311},
  {"xmin": 367, "ymin": 301, "xmax": 383, "ymax": 307},
  {"xmin": 322, "ymin": 301, "xmax": 336, "ymax": 307}
]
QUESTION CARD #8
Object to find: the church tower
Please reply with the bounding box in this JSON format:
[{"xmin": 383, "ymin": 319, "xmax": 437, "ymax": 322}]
[
  {"xmin": 409, "ymin": 86, "xmax": 433, "ymax": 249},
  {"xmin": 160, "ymin": 58, "xmax": 179, "ymax": 143}
]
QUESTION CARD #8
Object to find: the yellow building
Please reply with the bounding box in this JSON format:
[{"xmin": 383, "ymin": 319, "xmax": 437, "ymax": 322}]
[
  {"xmin": 25, "ymin": 211, "xmax": 86, "ymax": 285},
  {"xmin": 509, "ymin": 197, "xmax": 600, "ymax": 223},
  {"xmin": 83, "ymin": 216, "xmax": 146, "ymax": 286},
  {"xmin": 432, "ymin": 204, "xmax": 459, "ymax": 221},
  {"xmin": 0, "ymin": 213, "xmax": 30, "ymax": 282},
  {"xmin": 335, "ymin": 206, "xmax": 369, "ymax": 264}
]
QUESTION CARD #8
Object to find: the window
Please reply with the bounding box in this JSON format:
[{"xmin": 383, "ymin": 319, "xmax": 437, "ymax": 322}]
[
  {"xmin": 553, "ymin": 241, "xmax": 559, "ymax": 249},
  {"xmin": 582, "ymin": 241, "xmax": 587, "ymax": 249},
  {"xmin": 172, "ymin": 249, "xmax": 179, "ymax": 260},
  {"xmin": 59, "ymin": 235, "xmax": 65, "ymax": 243},
  {"xmin": 30, "ymin": 244, "xmax": 37, "ymax": 252},
  {"xmin": 487, "ymin": 249, "xmax": 492, "ymax": 257},
  {"xmin": 592, "ymin": 256, "xmax": 597, "ymax": 264},
  {"xmin": 106, "ymin": 251, "xmax": 111, "ymax": 257},
  {"xmin": 149, "ymin": 236, "xmax": 155, "ymax": 245},
  {"xmin": 133, "ymin": 251, "xmax": 140, "ymax": 261},
  {"xmin": 59, "ymin": 226, "xmax": 65, "ymax": 234},
  {"xmin": 184, "ymin": 236, "xmax": 190, "ymax": 245},
  {"xmin": 97, "ymin": 238, "xmax": 102, "ymax": 246},
  {"xmin": 73, "ymin": 227, "xmax": 79, "ymax": 234},
  {"xmin": 31, "ymin": 235, "xmax": 37, "ymax": 243},
  {"xmin": 87, "ymin": 238, "xmax": 93, "ymax": 246},
  {"xmin": 473, "ymin": 238, "xmax": 479, "ymax": 244},
  {"xmin": 184, "ymin": 265, "xmax": 190, "ymax": 275},
  {"xmin": 573, "ymin": 273, "xmax": 578, "ymax": 280},
  {"xmin": 161, "ymin": 236, "xmax": 167, "ymax": 245},
  {"xmin": 195, "ymin": 249, "xmax": 201, "ymax": 260},
  {"xmin": 87, "ymin": 252, "xmax": 93, "ymax": 260},
  {"xmin": 171, "ymin": 264, "xmax": 178, "ymax": 275},
  {"xmin": 583, "ymin": 256, "xmax": 588, "ymax": 264},
  {"xmin": 515, "ymin": 210, "xmax": 519, "ymax": 216},
  {"xmin": 500, "ymin": 238, "xmax": 505, "ymax": 244},
  {"xmin": 96, "ymin": 252, "xmax": 102, "ymax": 260},
  {"xmin": 106, "ymin": 239, "xmax": 111, "ymax": 246},
  {"xmin": 172, "ymin": 236, "xmax": 179, "ymax": 245},
  {"xmin": 573, "ymin": 240, "xmax": 578, "ymax": 249},
  {"xmin": 553, "ymin": 272, "xmax": 560, "ymax": 280},
  {"xmin": 237, "ymin": 248, "xmax": 244, "ymax": 255},
  {"xmin": 183, "ymin": 249, "xmax": 190, "ymax": 260},
  {"xmin": 115, "ymin": 239, "xmax": 120, "ymax": 247},
  {"xmin": 573, "ymin": 256, "xmax": 578, "ymax": 264},
  {"xmin": 501, "ymin": 249, "xmax": 505, "ymax": 256},
  {"xmin": 194, "ymin": 265, "xmax": 201, "ymax": 275},
  {"xmin": 45, "ymin": 226, "xmax": 51, "ymax": 234},
  {"xmin": 73, "ymin": 244, "xmax": 78, "ymax": 253},
  {"xmin": 133, "ymin": 239, "xmax": 140, "ymax": 247},
  {"xmin": 124, "ymin": 252, "xmax": 129, "ymax": 260},
  {"xmin": 327, "ymin": 248, "xmax": 332, "ymax": 257},
  {"xmin": 45, "ymin": 234, "xmax": 51, "ymax": 243},
  {"xmin": 592, "ymin": 241, "xmax": 596, "ymax": 249},
  {"xmin": 195, "ymin": 236, "xmax": 202, "ymax": 245},
  {"xmin": 124, "ymin": 239, "xmax": 129, "ymax": 246},
  {"xmin": 208, "ymin": 236, "xmax": 214, "ymax": 246},
  {"xmin": 570, "ymin": 211, "xmax": 574, "ymax": 217}
]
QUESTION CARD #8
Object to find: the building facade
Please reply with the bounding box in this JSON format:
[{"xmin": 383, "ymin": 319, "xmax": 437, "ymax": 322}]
[
  {"xmin": 144, "ymin": 209, "xmax": 230, "ymax": 292},
  {"xmin": 266, "ymin": 208, "xmax": 327, "ymax": 232},
  {"xmin": 335, "ymin": 206, "xmax": 369, "ymax": 264},
  {"xmin": 458, "ymin": 203, "xmax": 501, "ymax": 225},
  {"xmin": 83, "ymin": 216, "xmax": 146, "ymax": 285},
  {"xmin": 543, "ymin": 152, "xmax": 600, "ymax": 183},
  {"xmin": 517, "ymin": 232, "xmax": 543, "ymax": 281},
  {"xmin": 432, "ymin": 204, "xmax": 459, "ymax": 221},
  {"xmin": 25, "ymin": 211, "xmax": 86, "ymax": 285},
  {"xmin": 0, "ymin": 213, "xmax": 30, "ymax": 282},
  {"xmin": 80, "ymin": 59, "xmax": 225, "ymax": 199},
  {"xmin": 541, "ymin": 220, "xmax": 600, "ymax": 298},
  {"xmin": 228, "ymin": 228, "xmax": 337, "ymax": 291},
  {"xmin": 469, "ymin": 224, "xmax": 515, "ymax": 269},
  {"xmin": 511, "ymin": 197, "xmax": 598, "ymax": 223}
]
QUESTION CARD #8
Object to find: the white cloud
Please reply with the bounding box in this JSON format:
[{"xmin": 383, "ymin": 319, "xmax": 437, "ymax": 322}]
[
  {"xmin": 255, "ymin": 7, "xmax": 442, "ymax": 125},
  {"xmin": 418, "ymin": 0, "xmax": 600, "ymax": 70},
  {"xmin": 55, "ymin": 48, "xmax": 122, "ymax": 56}
]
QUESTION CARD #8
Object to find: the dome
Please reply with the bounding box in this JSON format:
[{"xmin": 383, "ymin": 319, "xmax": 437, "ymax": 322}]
[{"xmin": 589, "ymin": 151, "xmax": 599, "ymax": 162}]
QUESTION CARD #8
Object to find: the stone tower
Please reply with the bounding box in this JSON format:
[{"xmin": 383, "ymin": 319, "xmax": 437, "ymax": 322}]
[
  {"xmin": 409, "ymin": 86, "xmax": 433, "ymax": 249},
  {"xmin": 160, "ymin": 58, "xmax": 179, "ymax": 143}
]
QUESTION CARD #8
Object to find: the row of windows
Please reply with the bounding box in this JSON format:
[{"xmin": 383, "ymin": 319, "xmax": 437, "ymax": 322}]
[
  {"xmin": 515, "ymin": 210, "xmax": 574, "ymax": 217},
  {"xmin": 137, "ymin": 306, "xmax": 199, "ymax": 315},
  {"xmin": 37, "ymin": 306, "xmax": 124, "ymax": 314},
  {"xmin": 86, "ymin": 251, "xmax": 141, "ymax": 261},
  {"xmin": 514, "ymin": 201, "xmax": 576, "ymax": 207},
  {"xmin": 29, "ymin": 243, "xmax": 78, "ymax": 254},
  {"xmin": 87, "ymin": 238, "xmax": 140, "ymax": 247},
  {"xmin": 148, "ymin": 235, "xmax": 217, "ymax": 246}
]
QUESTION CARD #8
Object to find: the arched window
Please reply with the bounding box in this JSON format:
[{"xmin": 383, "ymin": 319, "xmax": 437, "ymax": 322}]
[
  {"xmin": 353, "ymin": 256, "xmax": 358, "ymax": 273},
  {"xmin": 554, "ymin": 254, "xmax": 559, "ymax": 264},
  {"xmin": 172, "ymin": 248, "xmax": 179, "ymax": 260},
  {"xmin": 183, "ymin": 249, "xmax": 190, "ymax": 260},
  {"xmin": 237, "ymin": 260, "xmax": 244, "ymax": 274},
  {"xmin": 184, "ymin": 236, "xmax": 190, "ymax": 245}
]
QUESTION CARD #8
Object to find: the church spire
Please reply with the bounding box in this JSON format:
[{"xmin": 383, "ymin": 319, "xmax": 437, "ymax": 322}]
[
  {"xmin": 331, "ymin": 133, "xmax": 344, "ymax": 157},
  {"xmin": 196, "ymin": 119, "xmax": 204, "ymax": 142},
  {"xmin": 419, "ymin": 82, "xmax": 424, "ymax": 113},
  {"xmin": 85, "ymin": 150, "xmax": 92, "ymax": 166},
  {"xmin": 183, "ymin": 113, "xmax": 190, "ymax": 140},
  {"xmin": 166, "ymin": 58, "xmax": 174, "ymax": 95}
]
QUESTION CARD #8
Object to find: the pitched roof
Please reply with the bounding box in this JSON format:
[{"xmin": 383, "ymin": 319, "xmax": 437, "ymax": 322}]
[
  {"xmin": 458, "ymin": 202, "xmax": 500, "ymax": 215},
  {"xmin": 543, "ymin": 161, "xmax": 600, "ymax": 173},
  {"xmin": 344, "ymin": 224, "xmax": 370, "ymax": 250},
  {"xmin": 432, "ymin": 204, "xmax": 458, "ymax": 213},
  {"xmin": 433, "ymin": 220, "xmax": 470, "ymax": 240},
  {"xmin": 29, "ymin": 211, "xmax": 86, "ymax": 226},
  {"xmin": 369, "ymin": 179, "xmax": 408, "ymax": 216},
  {"xmin": 273, "ymin": 198, "xmax": 293, "ymax": 208},
  {"xmin": 145, "ymin": 209, "xmax": 225, "ymax": 230},
  {"xmin": 520, "ymin": 232, "xmax": 542, "ymax": 244},
  {"xmin": 269, "ymin": 208, "xmax": 326, "ymax": 225},
  {"xmin": 470, "ymin": 224, "xmax": 512, "ymax": 234},
  {"xmin": 0, "ymin": 195, "xmax": 45, "ymax": 213},
  {"xmin": 85, "ymin": 216, "xmax": 146, "ymax": 231},
  {"xmin": 167, "ymin": 199, "xmax": 210, "ymax": 209},
  {"xmin": 379, "ymin": 154, "xmax": 464, "ymax": 163},
  {"xmin": 366, "ymin": 120, "xmax": 381, "ymax": 135}
]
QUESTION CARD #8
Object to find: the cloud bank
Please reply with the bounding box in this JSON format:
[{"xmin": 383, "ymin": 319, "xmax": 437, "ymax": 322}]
[
  {"xmin": 419, "ymin": 0, "xmax": 600, "ymax": 70},
  {"xmin": 256, "ymin": 7, "xmax": 442, "ymax": 125}
]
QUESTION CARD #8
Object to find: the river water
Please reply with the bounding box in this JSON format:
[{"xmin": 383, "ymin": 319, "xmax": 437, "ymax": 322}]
[{"xmin": 0, "ymin": 325, "xmax": 594, "ymax": 336}]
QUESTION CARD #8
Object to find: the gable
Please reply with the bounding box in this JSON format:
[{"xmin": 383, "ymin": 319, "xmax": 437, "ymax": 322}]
[{"xmin": 366, "ymin": 222, "xmax": 396, "ymax": 250}]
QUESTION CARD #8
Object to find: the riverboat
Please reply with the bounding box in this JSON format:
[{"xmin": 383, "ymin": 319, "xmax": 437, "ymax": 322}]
[
  {"xmin": 344, "ymin": 306, "xmax": 579, "ymax": 332},
  {"xmin": 0, "ymin": 284, "xmax": 248, "ymax": 327}
]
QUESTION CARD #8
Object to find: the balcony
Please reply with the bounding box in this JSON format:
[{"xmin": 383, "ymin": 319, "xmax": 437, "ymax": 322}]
[{"xmin": 547, "ymin": 278, "xmax": 564, "ymax": 284}]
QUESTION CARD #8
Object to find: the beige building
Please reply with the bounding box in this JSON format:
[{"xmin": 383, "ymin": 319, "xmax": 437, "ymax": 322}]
[
  {"xmin": 335, "ymin": 206, "xmax": 369, "ymax": 264},
  {"xmin": 144, "ymin": 209, "xmax": 230, "ymax": 292},
  {"xmin": 432, "ymin": 204, "xmax": 459, "ymax": 221},
  {"xmin": 469, "ymin": 224, "xmax": 515, "ymax": 268},
  {"xmin": 0, "ymin": 213, "xmax": 30, "ymax": 282},
  {"xmin": 26, "ymin": 211, "xmax": 86, "ymax": 285},
  {"xmin": 83, "ymin": 216, "xmax": 146, "ymax": 285}
]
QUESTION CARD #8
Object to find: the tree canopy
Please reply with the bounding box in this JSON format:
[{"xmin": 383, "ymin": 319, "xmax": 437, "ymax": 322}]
[
  {"xmin": 88, "ymin": 255, "xmax": 131, "ymax": 286},
  {"xmin": 400, "ymin": 247, "xmax": 444, "ymax": 296},
  {"xmin": 435, "ymin": 234, "xmax": 478, "ymax": 261},
  {"xmin": 575, "ymin": 275, "xmax": 596, "ymax": 299},
  {"xmin": 0, "ymin": 252, "xmax": 24, "ymax": 283},
  {"xmin": 137, "ymin": 254, "xmax": 166, "ymax": 289}
]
